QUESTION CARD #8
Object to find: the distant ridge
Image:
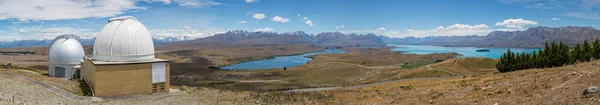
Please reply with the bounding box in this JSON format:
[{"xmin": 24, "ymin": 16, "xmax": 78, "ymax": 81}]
[
  {"xmin": 0, "ymin": 36, "xmax": 193, "ymax": 48},
  {"xmin": 168, "ymin": 30, "xmax": 387, "ymax": 47},
  {"xmin": 381, "ymin": 26, "xmax": 600, "ymax": 48}
]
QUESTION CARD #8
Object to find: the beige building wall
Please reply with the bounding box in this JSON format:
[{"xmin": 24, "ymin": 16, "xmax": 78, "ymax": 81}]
[
  {"xmin": 82, "ymin": 58, "xmax": 170, "ymax": 97},
  {"xmin": 82, "ymin": 59, "xmax": 96, "ymax": 90},
  {"xmin": 94, "ymin": 63, "xmax": 153, "ymax": 96}
]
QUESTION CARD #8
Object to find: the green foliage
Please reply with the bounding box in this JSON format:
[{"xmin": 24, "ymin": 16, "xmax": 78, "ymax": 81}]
[{"xmin": 496, "ymin": 39, "xmax": 600, "ymax": 72}]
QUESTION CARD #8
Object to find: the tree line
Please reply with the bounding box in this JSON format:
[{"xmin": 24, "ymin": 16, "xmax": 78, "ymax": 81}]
[{"xmin": 496, "ymin": 39, "xmax": 600, "ymax": 72}]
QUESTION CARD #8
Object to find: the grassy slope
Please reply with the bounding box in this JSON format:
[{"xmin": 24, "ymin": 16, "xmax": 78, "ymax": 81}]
[
  {"xmin": 399, "ymin": 70, "xmax": 453, "ymax": 79},
  {"xmin": 213, "ymin": 48, "xmax": 460, "ymax": 91},
  {"xmin": 430, "ymin": 57, "xmax": 499, "ymax": 75},
  {"xmin": 310, "ymin": 60, "xmax": 600, "ymax": 104}
]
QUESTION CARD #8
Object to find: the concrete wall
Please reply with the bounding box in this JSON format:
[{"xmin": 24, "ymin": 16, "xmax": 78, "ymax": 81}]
[{"xmin": 48, "ymin": 64, "xmax": 77, "ymax": 78}]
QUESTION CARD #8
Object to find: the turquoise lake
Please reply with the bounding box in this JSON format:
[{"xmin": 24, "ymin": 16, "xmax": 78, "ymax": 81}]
[
  {"xmin": 389, "ymin": 44, "xmax": 541, "ymax": 58},
  {"xmin": 221, "ymin": 49, "xmax": 347, "ymax": 70},
  {"xmin": 221, "ymin": 44, "xmax": 540, "ymax": 70}
]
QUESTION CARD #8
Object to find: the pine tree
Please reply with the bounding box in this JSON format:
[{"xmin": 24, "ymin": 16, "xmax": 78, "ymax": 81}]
[
  {"xmin": 593, "ymin": 39, "xmax": 600, "ymax": 60},
  {"xmin": 560, "ymin": 42, "xmax": 570, "ymax": 66},
  {"xmin": 531, "ymin": 51, "xmax": 538, "ymax": 68},
  {"xmin": 496, "ymin": 56, "xmax": 506, "ymax": 72},
  {"xmin": 582, "ymin": 40, "xmax": 591, "ymax": 61},
  {"xmin": 537, "ymin": 49, "xmax": 545, "ymax": 67},
  {"xmin": 571, "ymin": 43, "xmax": 582, "ymax": 63}
]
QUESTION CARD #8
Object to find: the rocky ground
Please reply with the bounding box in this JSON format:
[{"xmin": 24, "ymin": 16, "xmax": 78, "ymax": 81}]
[
  {"xmin": 280, "ymin": 60, "xmax": 600, "ymax": 104},
  {"xmin": 0, "ymin": 70, "xmax": 255, "ymax": 105}
]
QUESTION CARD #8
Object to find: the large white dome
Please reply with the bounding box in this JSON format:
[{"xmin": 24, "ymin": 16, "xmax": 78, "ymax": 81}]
[
  {"xmin": 93, "ymin": 16, "xmax": 155, "ymax": 62},
  {"xmin": 49, "ymin": 35, "xmax": 85, "ymax": 65}
]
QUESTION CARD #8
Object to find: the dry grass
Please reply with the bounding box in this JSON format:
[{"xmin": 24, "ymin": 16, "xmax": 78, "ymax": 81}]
[
  {"xmin": 3, "ymin": 69, "xmax": 84, "ymax": 96},
  {"xmin": 399, "ymin": 70, "xmax": 453, "ymax": 79},
  {"xmin": 212, "ymin": 48, "xmax": 460, "ymax": 91},
  {"xmin": 430, "ymin": 57, "xmax": 499, "ymax": 75},
  {"xmin": 298, "ymin": 60, "xmax": 600, "ymax": 104},
  {"xmin": 0, "ymin": 55, "xmax": 47, "ymax": 67}
]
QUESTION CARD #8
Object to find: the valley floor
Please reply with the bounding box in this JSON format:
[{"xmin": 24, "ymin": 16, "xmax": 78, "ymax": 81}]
[
  {"xmin": 2, "ymin": 45, "xmax": 598, "ymax": 104},
  {"xmin": 263, "ymin": 60, "xmax": 600, "ymax": 104}
]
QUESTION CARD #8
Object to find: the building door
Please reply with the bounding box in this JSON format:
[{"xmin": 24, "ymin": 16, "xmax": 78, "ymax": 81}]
[
  {"xmin": 55, "ymin": 67, "xmax": 65, "ymax": 77},
  {"xmin": 152, "ymin": 63, "xmax": 166, "ymax": 83}
]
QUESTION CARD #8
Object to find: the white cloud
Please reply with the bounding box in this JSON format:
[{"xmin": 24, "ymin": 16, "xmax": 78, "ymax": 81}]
[
  {"xmin": 503, "ymin": 0, "xmax": 600, "ymax": 20},
  {"xmin": 4, "ymin": 26, "xmax": 96, "ymax": 40},
  {"xmin": 0, "ymin": 0, "xmax": 226, "ymax": 21},
  {"xmin": 344, "ymin": 24, "xmax": 493, "ymax": 38},
  {"xmin": 524, "ymin": 3, "xmax": 560, "ymax": 9},
  {"xmin": 303, "ymin": 17, "xmax": 308, "ymax": 20},
  {"xmin": 12, "ymin": 19, "xmax": 32, "ymax": 24},
  {"xmin": 172, "ymin": 0, "xmax": 223, "ymax": 7},
  {"xmin": 149, "ymin": 26, "xmax": 223, "ymax": 39},
  {"xmin": 0, "ymin": 36, "xmax": 23, "ymax": 42},
  {"xmin": 252, "ymin": 13, "xmax": 266, "ymax": 19},
  {"xmin": 552, "ymin": 17, "xmax": 560, "ymax": 20},
  {"xmin": 394, "ymin": 24, "xmax": 492, "ymax": 37},
  {"xmin": 271, "ymin": 16, "xmax": 290, "ymax": 23},
  {"xmin": 305, "ymin": 20, "xmax": 315, "ymax": 26},
  {"xmin": 253, "ymin": 27, "xmax": 273, "ymax": 32},
  {"xmin": 377, "ymin": 27, "xmax": 386, "ymax": 31},
  {"xmin": 147, "ymin": 0, "xmax": 224, "ymax": 7},
  {"xmin": 336, "ymin": 25, "xmax": 345, "ymax": 29},
  {"xmin": 245, "ymin": 0, "xmax": 257, "ymax": 3},
  {"xmin": 566, "ymin": 12, "xmax": 600, "ymax": 20},
  {"xmin": 238, "ymin": 20, "xmax": 248, "ymax": 24},
  {"xmin": 1, "ymin": 25, "xmax": 225, "ymax": 41},
  {"xmin": 495, "ymin": 18, "xmax": 538, "ymax": 29},
  {"xmin": 145, "ymin": 0, "xmax": 172, "ymax": 4},
  {"xmin": 0, "ymin": 0, "xmax": 145, "ymax": 20}
]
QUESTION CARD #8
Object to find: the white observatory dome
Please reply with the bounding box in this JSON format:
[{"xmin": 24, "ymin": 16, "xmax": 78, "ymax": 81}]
[
  {"xmin": 93, "ymin": 16, "xmax": 155, "ymax": 62},
  {"xmin": 48, "ymin": 35, "xmax": 85, "ymax": 65}
]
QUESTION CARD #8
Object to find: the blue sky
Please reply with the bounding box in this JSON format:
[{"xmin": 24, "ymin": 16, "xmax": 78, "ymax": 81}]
[{"xmin": 0, "ymin": 0, "xmax": 599, "ymax": 41}]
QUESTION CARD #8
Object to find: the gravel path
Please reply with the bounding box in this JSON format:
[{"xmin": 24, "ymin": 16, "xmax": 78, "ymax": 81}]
[
  {"xmin": 426, "ymin": 64, "xmax": 458, "ymax": 76},
  {"xmin": 0, "ymin": 70, "xmax": 250, "ymax": 104},
  {"xmin": 0, "ymin": 70, "xmax": 86, "ymax": 105}
]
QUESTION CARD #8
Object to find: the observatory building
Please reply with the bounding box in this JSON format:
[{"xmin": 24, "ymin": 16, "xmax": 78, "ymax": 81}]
[
  {"xmin": 81, "ymin": 16, "xmax": 170, "ymax": 96},
  {"xmin": 48, "ymin": 35, "xmax": 85, "ymax": 78}
]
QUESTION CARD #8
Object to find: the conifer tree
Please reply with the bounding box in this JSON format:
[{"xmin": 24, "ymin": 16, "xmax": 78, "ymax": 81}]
[
  {"xmin": 582, "ymin": 40, "xmax": 591, "ymax": 61},
  {"xmin": 571, "ymin": 43, "xmax": 582, "ymax": 63},
  {"xmin": 531, "ymin": 51, "xmax": 538, "ymax": 68},
  {"xmin": 593, "ymin": 39, "xmax": 600, "ymax": 59}
]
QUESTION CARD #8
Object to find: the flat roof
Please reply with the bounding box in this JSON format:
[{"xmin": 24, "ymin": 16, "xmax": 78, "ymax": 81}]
[{"xmin": 88, "ymin": 58, "xmax": 169, "ymax": 65}]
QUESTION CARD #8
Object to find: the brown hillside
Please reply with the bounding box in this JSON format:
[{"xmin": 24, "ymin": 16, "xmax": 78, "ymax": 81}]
[
  {"xmin": 310, "ymin": 60, "xmax": 600, "ymax": 104},
  {"xmin": 429, "ymin": 57, "xmax": 498, "ymax": 75}
]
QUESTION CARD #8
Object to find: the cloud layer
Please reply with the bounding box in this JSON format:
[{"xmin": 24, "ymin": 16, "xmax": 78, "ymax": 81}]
[
  {"xmin": 271, "ymin": 16, "xmax": 290, "ymax": 23},
  {"xmin": 0, "ymin": 0, "xmax": 224, "ymax": 21},
  {"xmin": 254, "ymin": 27, "xmax": 273, "ymax": 32},
  {"xmin": 495, "ymin": 18, "xmax": 538, "ymax": 29},
  {"xmin": 0, "ymin": 0, "xmax": 143, "ymax": 20},
  {"xmin": 252, "ymin": 13, "xmax": 266, "ymax": 19}
]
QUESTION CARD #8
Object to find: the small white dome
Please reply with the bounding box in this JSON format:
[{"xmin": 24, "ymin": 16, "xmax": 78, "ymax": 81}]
[
  {"xmin": 49, "ymin": 35, "xmax": 85, "ymax": 65},
  {"xmin": 93, "ymin": 16, "xmax": 155, "ymax": 62}
]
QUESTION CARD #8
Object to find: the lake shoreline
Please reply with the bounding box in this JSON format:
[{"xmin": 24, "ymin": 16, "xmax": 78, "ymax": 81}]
[{"xmin": 218, "ymin": 49, "xmax": 347, "ymax": 70}]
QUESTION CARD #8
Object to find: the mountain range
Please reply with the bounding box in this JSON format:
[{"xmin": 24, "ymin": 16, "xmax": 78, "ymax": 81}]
[
  {"xmin": 380, "ymin": 26, "xmax": 600, "ymax": 48},
  {"xmin": 0, "ymin": 36, "xmax": 194, "ymax": 48},
  {"xmin": 2, "ymin": 26, "xmax": 598, "ymax": 49},
  {"xmin": 167, "ymin": 30, "xmax": 387, "ymax": 47}
]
